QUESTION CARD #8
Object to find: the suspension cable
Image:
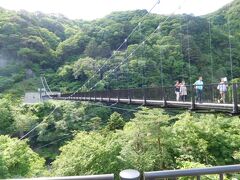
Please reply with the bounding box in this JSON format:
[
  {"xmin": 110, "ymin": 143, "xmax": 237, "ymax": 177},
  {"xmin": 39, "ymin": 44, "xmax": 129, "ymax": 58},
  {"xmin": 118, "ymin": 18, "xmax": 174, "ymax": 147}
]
[
  {"xmin": 180, "ymin": 19, "xmax": 185, "ymax": 80},
  {"xmin": 35, "ymin": 134, "xmax": 72, "ymax": 150},
  {"xmin": 43, "ymin": 76, "xmax": 53, "ymax": 95},
  {"xmin": 186, "ymin": 20, "xmax": 191, "ymax": 85},
  {"xmin": 125, "ymin": 41, "xmax": 130, "ymax": 89},
  {"xmin": 208, "ymin": 18, "xmax": 214, "ymax": 83},
  {"xmin": 34, "ymin": 99, "xmax": 174, "ymax": 151},
  {"xmin": 139, "ymin": 22, "xmax": 145, "ymax": 88},
  {"xmin": 160, "ymin": 50, "xmax": 164, "ymax": 89},
  {"xmin": 33, "ymin": 104, "xmax": 139, "ymax": 149},
  {"xmin": 208, "ymin": 18, "xmax": 215, "ymax": 101},
  {"xmin": 40, "ymin": 76, "xmax": 51, "ymax": 98},
  {"xmin": 20, "ymin": 105, "xmax": 59, "ymax": 140},
  {"xmin": 34, "ymin": 102, "xmax": 144, "ymax": 150},
  {"xmin": 227, "ymin": 5, "xmax": 233, "ymax": 80},
  {"xmin": 20, "ymin": 1, "xmax": 185, "ymax": 140},
  {"xmin": 70, "ymin": 0, "xmax": 161, "ymax": 96},
  {"xmin": 19, "ymin": 0, "xmax": 162, "ymax": 140},
  {"xmin": 88, "ymin": 5, "xmax": 183, "ymax": 91}
]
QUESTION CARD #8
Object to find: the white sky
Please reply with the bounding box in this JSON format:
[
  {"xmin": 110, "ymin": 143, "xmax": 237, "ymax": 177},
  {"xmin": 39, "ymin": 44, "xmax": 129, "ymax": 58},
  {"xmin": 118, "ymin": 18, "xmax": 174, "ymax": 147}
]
[{"xmin": 0, "ymin": 0, "xmax": 234, "ymax": 20}]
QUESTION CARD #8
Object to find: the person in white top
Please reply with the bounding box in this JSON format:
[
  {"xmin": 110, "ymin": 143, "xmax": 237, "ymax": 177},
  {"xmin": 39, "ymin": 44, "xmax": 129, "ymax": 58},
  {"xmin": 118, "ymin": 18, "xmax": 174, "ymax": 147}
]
[
  {"xmin": 217, "ymin": 78, "xmax": 228, "ymax": 103},
  {"xmin": 180, "ymin": 80, "xmax": 187, "ymax": 101}
]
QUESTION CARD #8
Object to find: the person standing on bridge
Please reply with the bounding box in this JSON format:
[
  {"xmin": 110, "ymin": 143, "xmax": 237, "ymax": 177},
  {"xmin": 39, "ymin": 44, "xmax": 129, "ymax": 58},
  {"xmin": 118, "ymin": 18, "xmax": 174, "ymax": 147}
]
[
  {"xmin": 175, "ymin": 80, "xmax": 181, "ymax": 101},
  {"xmin": 217, "ymin": 78, "xmax": 228, "ymax": 103},
  {"xmin": 193, "ymin": 76, "xmax": 203, "ymax": 103},
  {"xmin": 180, "ymin": 80, "xmax": 187, "ymax": 101}
]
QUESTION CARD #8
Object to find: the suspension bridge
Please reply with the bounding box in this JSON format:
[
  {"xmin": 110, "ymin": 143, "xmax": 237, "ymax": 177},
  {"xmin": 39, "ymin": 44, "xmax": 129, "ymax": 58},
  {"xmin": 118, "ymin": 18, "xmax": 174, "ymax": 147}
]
[
  {"xmin": 50, "ymin": 83, "xmax": 240, "ymax": 114},
  {"xmin": 37, "ymin": 0, "xmax": 239, "ymax": 114}
]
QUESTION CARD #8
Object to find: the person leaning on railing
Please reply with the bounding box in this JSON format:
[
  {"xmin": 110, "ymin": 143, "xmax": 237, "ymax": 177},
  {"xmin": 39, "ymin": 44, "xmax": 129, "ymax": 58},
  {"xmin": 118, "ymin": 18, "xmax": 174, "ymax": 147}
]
[{"xmin": 193, "ymin": 76, "xmax": 203, "ymax": 103}]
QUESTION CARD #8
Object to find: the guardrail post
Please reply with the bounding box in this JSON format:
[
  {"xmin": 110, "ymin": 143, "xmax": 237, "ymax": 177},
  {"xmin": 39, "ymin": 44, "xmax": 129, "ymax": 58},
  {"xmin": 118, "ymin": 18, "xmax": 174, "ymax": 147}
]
[
  {"xmin": 232, "ymin": 83, "xmax": 239, "ymax": 114},
  {"xmin": 143, "ymin": 88, "xmax": 146, "ymax": 105},
  {"xmin": 108, "ymin": 90, "xmax": 111, "ymax": 102},
  {"xmin": 119, "ymin": 169, "xmax": 140, "ymax": 180},
  {"xmin": 161, "ymin": 87, "xmax": 167, "ymax": 107},
  {"xmin": 117, "ymin": 90, "xmax": 120, "ymax": 103},
  {"xmin": 163, "ymin": 97, "xmax": 167, "ymax": 107},
  {"xmin": 190, "ymin": 85, "xmax": 195, "ymax": 110},
  {"xmin": 219, "ymin": 174, "xmax": 223, "ymax": 180},
  {"xmin": 128, "ymin": 89, "xmax": 132, "ymax": 104},
  {"xmin": 100, "ymin": 92, "xmax": 103, "ymax": 102}
]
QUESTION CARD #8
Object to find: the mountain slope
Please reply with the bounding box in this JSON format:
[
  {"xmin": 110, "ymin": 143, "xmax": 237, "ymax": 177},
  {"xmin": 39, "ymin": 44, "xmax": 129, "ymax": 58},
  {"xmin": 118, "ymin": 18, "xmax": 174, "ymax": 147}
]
[{"xmin": 0, "ymin": 1, "xmax": 239, "ymax": 95}]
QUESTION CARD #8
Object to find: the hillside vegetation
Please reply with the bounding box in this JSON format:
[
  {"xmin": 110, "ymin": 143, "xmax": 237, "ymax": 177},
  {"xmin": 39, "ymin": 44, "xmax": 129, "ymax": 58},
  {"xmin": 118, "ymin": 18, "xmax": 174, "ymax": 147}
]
[
  {"xmin": 0, "ymin": 0, "xmax": 240, "ymax": 179},
  {"xmin": 0, "ymin": 0, "xmax": 240, "ymax": 94}
]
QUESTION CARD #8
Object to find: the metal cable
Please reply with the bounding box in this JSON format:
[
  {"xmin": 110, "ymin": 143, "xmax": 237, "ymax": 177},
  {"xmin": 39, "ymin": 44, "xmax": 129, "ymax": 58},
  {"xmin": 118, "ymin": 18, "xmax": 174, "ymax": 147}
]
[
  {"xmin": 20, "ymin": 1, "xmax": 184, "ymax": 140},
  {"xmin": 88, "ymin": 5, "xmax": 183, "ymax": 91},
  {"xmin": 227, "ymin": 5, "xmax": 233, "ymax": 80},
  {"xmin": 70, "ymin": 0, "xmax": 161, "ymax": 96}
]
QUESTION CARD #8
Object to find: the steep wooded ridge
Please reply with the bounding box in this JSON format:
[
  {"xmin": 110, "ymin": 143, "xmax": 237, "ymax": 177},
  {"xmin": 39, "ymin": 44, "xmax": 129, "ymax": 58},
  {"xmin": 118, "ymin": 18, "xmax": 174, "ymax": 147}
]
[{"xmin": 0, "ymin": 0, "xmax": 239, "ymax": 95}]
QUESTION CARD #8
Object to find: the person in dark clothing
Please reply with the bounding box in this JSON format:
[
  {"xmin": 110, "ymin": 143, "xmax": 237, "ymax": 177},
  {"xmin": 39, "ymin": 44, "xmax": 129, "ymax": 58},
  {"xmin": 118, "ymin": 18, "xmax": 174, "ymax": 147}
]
[{"xmin": 175, "ymin": 80, "xmax": 181, "ymax": 101}]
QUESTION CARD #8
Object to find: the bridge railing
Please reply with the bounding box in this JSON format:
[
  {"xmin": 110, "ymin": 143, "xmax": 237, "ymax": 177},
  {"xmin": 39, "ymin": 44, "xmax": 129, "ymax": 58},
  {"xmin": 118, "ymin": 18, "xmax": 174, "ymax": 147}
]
[
  {"xmin": 237, "ymin": 83, "xmax": 240, "ymax": 104},
  {"xmin": 117, "ymin": 89, "xmax": 129, "ymax": 100},
  {"xmin": 145, "ymin": 87, "xmax": 164, "ymax": 101},
  {"xmin": 13, "ymin": 165, "xmax": 240, "ymax": 180},
  {"xmin": 54, "ymin": 83, "xmax": 239, "ymax": 113},
  {"xmin": 143, "ymin": 164, "xmax": 240, "ymax": 180},
  {"xmin": 14, "ymin": 174, "xmax": 114, "ymax": 180}
]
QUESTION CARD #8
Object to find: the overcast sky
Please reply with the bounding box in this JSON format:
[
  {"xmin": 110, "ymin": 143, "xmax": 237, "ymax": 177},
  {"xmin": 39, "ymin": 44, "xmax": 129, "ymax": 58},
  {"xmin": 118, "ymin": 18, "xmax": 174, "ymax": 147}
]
[{"xmin": 0, "ymin": 0, "xmax": 234, "ymax": 20}]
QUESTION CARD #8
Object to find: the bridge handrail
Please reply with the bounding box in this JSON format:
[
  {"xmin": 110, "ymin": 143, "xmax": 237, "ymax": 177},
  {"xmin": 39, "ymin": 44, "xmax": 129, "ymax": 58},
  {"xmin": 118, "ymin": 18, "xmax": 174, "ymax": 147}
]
[
  {"xmin": 76, "ymin": 82, "xmax": 239, "ymax": 93},
  {"xmin": 12, "ymin": 165, "xmax": 240, "ymax": 180},
  {"xmin": 57, "ymin": 83, "xmax": 239, "ymax": 96},
  {"xmin": 13, "ymin": 174, "xmax": 114, "ymax": 180},
  {"xmin": 143, "ymin": 164, "xmax": 240, "ymax": 179}
]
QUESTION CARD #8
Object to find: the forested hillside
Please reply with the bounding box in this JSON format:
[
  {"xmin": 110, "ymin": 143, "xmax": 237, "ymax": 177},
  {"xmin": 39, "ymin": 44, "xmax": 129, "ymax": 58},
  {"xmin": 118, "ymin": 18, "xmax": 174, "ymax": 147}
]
[
  {"xmin": 0, "ymin": 0, "xmax": 239, "ymax": 94},
  {"xmin": 0, "ymin": 0, "xmax": 240, "ymax": 179}
]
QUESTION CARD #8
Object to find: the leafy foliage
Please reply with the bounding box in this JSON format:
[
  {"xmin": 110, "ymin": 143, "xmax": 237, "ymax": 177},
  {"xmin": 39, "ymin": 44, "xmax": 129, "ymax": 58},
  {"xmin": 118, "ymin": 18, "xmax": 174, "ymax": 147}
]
[
  {"xmin": 0, "ymin": 135, "xmax": 45, "ymax": 178},
  {"xmin": 50, "ymin": 108, "xmax": 240, "ymax": 176}
]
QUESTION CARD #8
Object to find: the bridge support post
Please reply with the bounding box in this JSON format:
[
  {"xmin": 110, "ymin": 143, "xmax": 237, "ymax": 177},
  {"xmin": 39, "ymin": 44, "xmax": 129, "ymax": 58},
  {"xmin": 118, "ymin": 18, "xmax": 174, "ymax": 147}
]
[
  {"xmin": 190, "ymin": 85, "xmax": 196, "ymax": 110},
  {"xmin": 161, "ymin": 87, "xmax": 167, "ymax": 107},
  {"xmin": 117, "ymin": 90, "xmax": 120, "ymax": 103},
  {"xmin": 108, "ymin": 90, "xmax": 111, "ymax": 102},
  {"xmin": 163, "ymin": 97, "xmax": 167, "ymax": 107},
  {"xmin": 128, "ymin": 89, "xmax": 132, "ymax": 104},
  {"xmin": 94, "ymin": 91, "xmax": 96, "ymax": 101},
  {"xmin": 232, "ymin": 83, "xmax": 239, "ymax": 114},
  {"xmin": 143, "ymin": 88, "xmax": 146, "ymax": 105}
]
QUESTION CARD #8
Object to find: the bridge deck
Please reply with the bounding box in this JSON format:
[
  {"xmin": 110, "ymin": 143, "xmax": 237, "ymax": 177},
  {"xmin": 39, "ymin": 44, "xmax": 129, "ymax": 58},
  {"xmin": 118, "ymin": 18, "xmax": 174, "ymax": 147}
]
[{"xmin": 54, "ymin": 96, "xmax": 240, "ymax": 113}]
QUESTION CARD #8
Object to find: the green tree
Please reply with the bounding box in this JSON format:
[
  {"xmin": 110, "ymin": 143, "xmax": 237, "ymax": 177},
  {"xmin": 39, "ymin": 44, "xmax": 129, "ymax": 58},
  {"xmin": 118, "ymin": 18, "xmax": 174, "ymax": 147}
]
[
  {"xmin": 106, "ymin": 112, "xmax": 125, "ymax": 131},
  {"xmin": 52, "ymin": 132, "xmax": 123, "ymax": 176},
  {"xmin": 0, "ymin": 135, "xmax": 45, "ymax": 178},
  {"xmin": 0, "ymin": 99, "xmax": 14, "ymax": 134}
]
